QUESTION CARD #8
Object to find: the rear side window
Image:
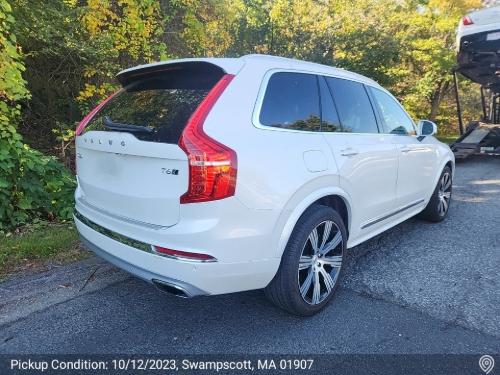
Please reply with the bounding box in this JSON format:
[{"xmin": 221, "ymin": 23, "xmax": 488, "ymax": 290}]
[
  {"xmin": 259, "ymin": 72, "xmax": 321, "ymax": 131},
  {"xmin": 82, "ymin": 64, "xmax": 225, "ymax": 144},
  {"xmin": 325, "ymin": 77, "xmax": 379, "ymax": 134}
]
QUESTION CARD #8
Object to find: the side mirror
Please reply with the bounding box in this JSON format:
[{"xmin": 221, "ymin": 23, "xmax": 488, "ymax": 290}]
[{"xmin": 417, "ymin": 120, "xmax": 437, "ymax": 137}]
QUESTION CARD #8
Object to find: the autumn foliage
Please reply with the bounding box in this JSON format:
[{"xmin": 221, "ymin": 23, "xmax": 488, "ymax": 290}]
[{"xmin": 0, "ymin": 0, "xmax": 496, "ymax": 231}]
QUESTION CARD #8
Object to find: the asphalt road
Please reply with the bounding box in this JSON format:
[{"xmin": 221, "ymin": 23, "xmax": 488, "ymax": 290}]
[
  {"xmin": 343, "ymin": 155, "xmax": 500, "ymax": 338},
  {"xmin": 1, "ymin": 156, "xmax": 499, "ymax": 355}
]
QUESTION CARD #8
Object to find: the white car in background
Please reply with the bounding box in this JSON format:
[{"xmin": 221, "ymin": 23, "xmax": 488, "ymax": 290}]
[
  {"xmin": 73, "ymin": 55, "xmax": 454, "ymax": 316},
  {"xmin": 457, "ymin": 6, "xmax": 500, "ymax": 64}
]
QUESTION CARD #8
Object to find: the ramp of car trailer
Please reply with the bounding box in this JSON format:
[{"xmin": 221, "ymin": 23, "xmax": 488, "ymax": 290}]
[
  {"xmin": 450, "ymin": 122, "xmax": 500, "ymax": 159},
  {"xmin": 460, "ymin": 127, "xmax": 491, "ymax": 143}
]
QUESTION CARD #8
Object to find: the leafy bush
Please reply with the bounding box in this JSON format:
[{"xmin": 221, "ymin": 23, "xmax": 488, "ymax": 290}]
[
  {"xmin": 0, "ymin": 111, "xmax": 76, "ymax": 233},
  {"xmin": 0, "ymin": 0, "xmax": 75, "ymax": 234}
]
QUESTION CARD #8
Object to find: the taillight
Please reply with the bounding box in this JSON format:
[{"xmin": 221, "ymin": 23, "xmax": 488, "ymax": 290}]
[
  {"xmin": 462, "ymin": 16, "xmax": 474, "ymax": 26},
  {"xmin": 154, "ymin": 246, "xmax": 216, "ymax": 262},
  {"xmin": 179, "ymin": 74, "xmax": 237, "ymax": 204},
  {"xmin": 74, "ymin": 90, "xmax": 122, "ymax": 174}
]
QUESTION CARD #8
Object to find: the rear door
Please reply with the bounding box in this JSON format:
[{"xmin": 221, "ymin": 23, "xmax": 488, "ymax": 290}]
[
  {"xmin": 75, "ymin": 61, "xmax": 238, "ymax": 227},
  {"xmin": 321, "ymin": 76, "xmax": 399, "ymax": 235}
]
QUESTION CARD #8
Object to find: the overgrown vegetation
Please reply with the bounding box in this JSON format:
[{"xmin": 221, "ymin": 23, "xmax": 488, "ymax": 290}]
[
  {"xmin": 0, "ymin": 124, "xmax": 76, "ymax": 232},
  {"xmin": 0, "ymin": 0, "xmax": 75, "ymax": 232},
  {"xmin": 0, "ymin": 223, "xmax": 87, "ymax": 281},
  {"xmin": 1, "ymin": 0, "xmax": 500, "ymax": 233}
]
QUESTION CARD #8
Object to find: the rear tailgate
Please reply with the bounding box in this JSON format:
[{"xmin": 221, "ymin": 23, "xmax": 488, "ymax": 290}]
[
  {"xmin": 75, "ymin": 59, "xmax": 244, "ymax": 227},
  {"xmin": 76, "ymin": 132, "xmax": 188, "ymax": 227}
]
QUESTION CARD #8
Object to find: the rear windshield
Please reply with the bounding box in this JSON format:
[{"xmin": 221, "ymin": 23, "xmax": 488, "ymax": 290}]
[{"xmin": 82, "ymin": 67, "xmax": 223, "ymax": 144}]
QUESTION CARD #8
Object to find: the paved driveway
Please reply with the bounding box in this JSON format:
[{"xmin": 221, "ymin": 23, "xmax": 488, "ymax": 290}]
[
  {"xmin": 343, "ymin": 156, "xmax": 500, "ymax": 338},
  {"xmin": 0, "ymin": 156, "xmax": 499, "ymax": 354}
]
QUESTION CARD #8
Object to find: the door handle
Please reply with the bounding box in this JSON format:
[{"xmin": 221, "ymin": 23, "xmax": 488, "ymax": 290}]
[
  {"xmin": 400, "ymin": 146, "xmax": 411, "ymax": 153},
  {"xmin": 340, "ymin": 148, "xmax": 359, "ymax": 156}
]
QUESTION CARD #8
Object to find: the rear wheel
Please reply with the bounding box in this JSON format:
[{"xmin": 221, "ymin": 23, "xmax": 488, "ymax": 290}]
[
  {"xmin": 265, "ymin": 205, "xmax": 346, "ymax": 316},
  {"xmin": 418, "ymin": 166, "xmax": 452, "ymax": 223}
]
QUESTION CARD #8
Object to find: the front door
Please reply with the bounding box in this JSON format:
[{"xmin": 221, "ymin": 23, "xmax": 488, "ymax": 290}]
[{"xmin": 369, "ymin": 87, "xmax": 437, "ymax": 209}]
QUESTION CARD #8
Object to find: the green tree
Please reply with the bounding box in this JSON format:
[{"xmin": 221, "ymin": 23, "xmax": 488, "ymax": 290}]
[
  {"xmin": 395, "ymin": 0, "xmax": 483, "ymax": 123},
  {"xmin": 0, "ymin": 0, "xmax": 29, "ymax": 105},
  {"xmin": 79, "ymin": 0, "xmax": 167, "ymax": 108},
  {"xmin": 0, "ymin": 0, "xmax": 76, "ymax": 232}
]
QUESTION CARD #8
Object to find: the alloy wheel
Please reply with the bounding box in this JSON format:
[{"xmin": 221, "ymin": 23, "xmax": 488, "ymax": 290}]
[
  {"xmin": 298, "ymin": 220, "xmax": 343, "ymax": 305},
  {"xmin": 437, "ymin": 172, "xmax": 452, "ymax": 217}
]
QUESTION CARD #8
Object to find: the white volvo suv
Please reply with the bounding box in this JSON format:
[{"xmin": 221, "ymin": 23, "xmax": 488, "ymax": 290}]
[{"xmin": 74, "ymin": 55, "xmax": 454, "ymax": 316}]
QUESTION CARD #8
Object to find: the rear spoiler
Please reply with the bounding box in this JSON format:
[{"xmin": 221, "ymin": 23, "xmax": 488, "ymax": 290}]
[{"xmin": 116, "ymin": 59, "xmax": 245, "ymax": 88}]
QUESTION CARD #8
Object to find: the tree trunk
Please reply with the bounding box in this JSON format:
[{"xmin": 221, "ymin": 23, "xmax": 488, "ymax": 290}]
[{"xmin": 429, "ymin": 80, "xmax": 450, "ymax": 122}]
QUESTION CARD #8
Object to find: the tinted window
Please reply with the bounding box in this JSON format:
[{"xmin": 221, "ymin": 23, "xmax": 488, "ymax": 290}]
[
  {"xmin": 319, "ymin": 76, "xmax": 342, "ymax": 132},
  {"xmin": 260, "ymin": 73, "xmax": 321, "ymax": 131},
  {"xmin": 326, "ymin": 77, "xmax": 379, "ymax": 134},
  {"xmin": 370, "ymin": 88, "xmax": 416, "ymax": 135},
  {"xmin": 83, "ymin": 79, "xmax": 211, "ymax": 144}
]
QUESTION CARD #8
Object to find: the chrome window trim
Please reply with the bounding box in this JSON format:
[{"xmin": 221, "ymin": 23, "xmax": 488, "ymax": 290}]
[
  {"xmin": 74, "ymin": 209, "xmax": 218, "ymax": 263},
  {"xmin": 361, "ymin": 199, "xmax": 425, "ymax": 229},
  {"xmin": 251, "ymin": 68, "xmax": 385, "ymax": 135}
]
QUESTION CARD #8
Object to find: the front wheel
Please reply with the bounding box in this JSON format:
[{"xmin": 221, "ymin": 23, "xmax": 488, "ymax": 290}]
[
  {"xmin": 264, "ymin": 205, "xmax": 346, "ymax": 317},
  {"xmin": 418, "ymin": 166, "xmax": 452, "ymax": 223}
]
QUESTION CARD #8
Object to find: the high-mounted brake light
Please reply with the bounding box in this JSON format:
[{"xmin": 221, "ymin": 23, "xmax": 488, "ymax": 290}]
[
  {"xmin": 154, "ymin": 246, "xmax": 216, "ymax": 262},
  {"xmin": 179, "ymin": 74, "xmax": 237, "ymax": 204},
  {"xmin": 462, "ymin": 16, "xmax": 474, "ymax": 26}
]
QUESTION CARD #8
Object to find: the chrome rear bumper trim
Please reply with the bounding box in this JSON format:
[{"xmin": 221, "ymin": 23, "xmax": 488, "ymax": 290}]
[
  {"xmin": 74, "ymin": 209, "xmax": 218, "ymax": 263},
  {"xmin": 74, "ymin": 209, "xmax": 154, "ymax": 253}
]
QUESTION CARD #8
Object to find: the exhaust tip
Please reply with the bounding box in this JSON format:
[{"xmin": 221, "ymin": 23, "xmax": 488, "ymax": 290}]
[{"xmin": 152, "ymin": 279, "xmax": 190, "ymax": 298}]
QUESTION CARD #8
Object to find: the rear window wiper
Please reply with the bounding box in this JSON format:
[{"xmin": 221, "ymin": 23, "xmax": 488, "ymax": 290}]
[{"xmin": 103, "ymin": 116, "xmax": 153, "ymax": 133}]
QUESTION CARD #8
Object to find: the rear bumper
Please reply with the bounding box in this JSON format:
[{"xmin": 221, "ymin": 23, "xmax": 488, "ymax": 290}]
[
  {"xmin": 458, "ymin": 25, "xmax": 500, "ymax": 52},
  {"xmin": 79, "ymin": 234, "xmax": 208, "ymax": 297},
  {"xmin": 74, "ymin": 212, "xmax": 282, "ymax": 296}
]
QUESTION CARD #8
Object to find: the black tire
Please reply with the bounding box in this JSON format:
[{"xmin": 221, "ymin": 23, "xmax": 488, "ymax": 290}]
[
  {"xmin": 418, "ymin": 166, "xmax": 452, "ymax": 223},
  {"xmin": 264, "ymin": 205, "xmax": 346, "ymax": 317}
]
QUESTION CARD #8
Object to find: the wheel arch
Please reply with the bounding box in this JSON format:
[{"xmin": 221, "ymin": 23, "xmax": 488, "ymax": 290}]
[
  {"xmin": 432, "ymin": 156, "xmax": 455, "ymax": 189},
  {"xmin": 274, "ymin": 188, "xmax": 352, "ymax": 258},
  {"xmin": 445, "ymin": 159, "xmax": 454, "ymax": 177},
  {"xmin": 314, "ymin": 195, "xmax": 349, "ymax": 235}
]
